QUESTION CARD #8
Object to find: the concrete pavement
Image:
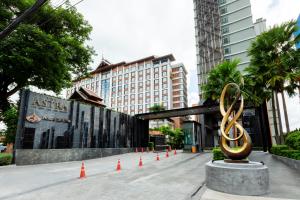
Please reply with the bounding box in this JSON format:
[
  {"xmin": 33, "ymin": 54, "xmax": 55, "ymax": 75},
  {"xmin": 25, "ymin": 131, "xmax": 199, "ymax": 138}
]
[
  {"xmin": 0, "ymin": 151, "xmax": 211, "ymax": 200},
  {"xmin": 1, "ymin": 151, "xmax": 299, "ymax": 200}
]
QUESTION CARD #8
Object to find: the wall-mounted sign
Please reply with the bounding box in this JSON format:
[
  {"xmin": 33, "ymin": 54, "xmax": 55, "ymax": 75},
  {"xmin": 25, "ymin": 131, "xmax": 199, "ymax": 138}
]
[
  {"xmin": 26, "ymin": 113, "xmax": 41, "ymax": 123},
  {"xmin": 31, "ymin": 96, "xmax": 68, "ymax": 112},
  {"xmin": 42, "ymin": 116, "xmax": 70, "ymax": 123}
]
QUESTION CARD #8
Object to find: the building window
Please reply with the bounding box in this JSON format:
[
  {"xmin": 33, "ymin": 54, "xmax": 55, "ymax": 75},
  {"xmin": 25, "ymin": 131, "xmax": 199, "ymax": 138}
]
[
  {"xmin": 162, "ymin": 65, "xmax": 167, "ymax": 71},
  {"xmin": 162, "ymin": 71, "xmax": 167, "ymax": 77},
  {"xmin": 221, "ymin": 16, "xmax": 228, "ymax": 24},
  {"xmin": 146, "ymin": 75, "xmax": 151, "ymax": 80},
  {"xmin": 130, "ymin": 105, "xmax": 135, "ymax": 110},
  {"xmin": 220, "ymin": 7, "xmax": 227, "ymax": 15},
  {"xmin": 146, "ymin": 86, "xmax": 150, "ymax": 91},
  {"xmin": 138, "ymin": 64, "xmax": 144, "ymax": 70},
  {"xmin": 146, "ymin": 92, "xmax": 150, "ymax": 97},
  {"xmin": 131, "ymin": 72, "xmax": 135, "ymax": 77},
  {"xmin": 154, "ymin": 97, "xmax": 159, "ymax": 102},
  {"xmin": 138, "ymin": 76, "xmax": 143, "ymax": 81},
  {"xmin": 222, "ymin": 26, "xmax": 229, "ymax": 34},
  {"xmin": 138, "ymin": 71, "xmax": 143, "ymax": 76},
  {"xmin": 223, "ymin": 36, "xmax": 230, "ymax": 44},
  {"xmin": 162, "ymin": 77, "xmax": 167, "ymax": 82},
  {"xmin": 163, "ymin": 83, "xmax": 168, "ymax": 89},
  {"xmin": 138, "ymin": 87, "xmax": 143, "ymax": 92},
  {"xmin": 138, "ymin": 93, "xmax": 143, "ymax": 98},
  {"xmin": 163, "ymin": 89, "xmax": 168, "ymax": 95},
  {"xmin": 146, "ymin": 80, "xmax": 151, "ymax": 86},
  {"xmin": 219, "ymin": 0, "xmax": 226, "ymax": 5},
  {"xmin": 146, "ymin": 63, "xmax": 151, "ymax": 68},
  {"xmin": 154, "ymin": 67, "xmax": 159, "ymax": 73},
  {"xmin": 224, "ymin": 47, "xmax": 231, "ymax": 55},
  {"xmin": 154, "ymin": 73, "xmax": 159, "ymax": 79},
  {"xmin": 138, "ymin": 105, "xmax": 143, "ymax": 110},
  {"xmin": 163, "ymin": 96, "xmax": 168, "ymax": 101},
  {"xmin": 146, "ymin": 69, "xmax": 150, "ymax": 74},
  {"xmin": 154, "ymin": 91, "xmax": 159, "ymax": 96}
]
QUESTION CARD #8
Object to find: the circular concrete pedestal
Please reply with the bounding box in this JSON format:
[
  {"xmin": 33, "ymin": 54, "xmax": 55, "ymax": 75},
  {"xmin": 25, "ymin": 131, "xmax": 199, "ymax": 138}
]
[{"xmin": 205, "ymin": 160, "xmax": 269, "ymax": 195}]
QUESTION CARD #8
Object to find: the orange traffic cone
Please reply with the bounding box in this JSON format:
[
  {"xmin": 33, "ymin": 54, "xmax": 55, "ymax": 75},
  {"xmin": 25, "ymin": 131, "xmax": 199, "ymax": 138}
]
[
  {"xmin": 116, "ymin": 159, "xmax": 121, "ymax": 171},
  {"xmin": 174, "ymin": 149, "xmax": 177, "ymax": 155},
  {"xmin": 79, "ymin": 161, "xmax": 86, "ymax": 179},
  {"xmin": 139, "ymin": 156, "xmax": 143, "ymax": 167},
  {"xmin": 156, "ymin": 153, "xmax": 160, "ymax": 161},
  {"xmin": 166, "ymin": 150, "xmax": 169, "ymax": 158}
]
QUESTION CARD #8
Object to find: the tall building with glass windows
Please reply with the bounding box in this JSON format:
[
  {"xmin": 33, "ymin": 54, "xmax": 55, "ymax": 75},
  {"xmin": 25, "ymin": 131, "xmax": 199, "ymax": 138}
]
[
  {"xmin": 194, "ymin": 0, "xmax": 261, "ymax": 99},
  {"xmin": 67, "ymin": 54, "xmax": 188, "ymax": 115}
]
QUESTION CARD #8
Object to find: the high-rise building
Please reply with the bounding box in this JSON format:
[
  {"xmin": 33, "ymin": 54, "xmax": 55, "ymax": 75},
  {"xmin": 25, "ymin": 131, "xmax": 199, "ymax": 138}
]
[
  {"xmin": 67, "ymin": 54, "xmax": 188, "ymax": 115},
  {"xmin": 194, "ymin": 0, "xmax": 261, "ymax": 99}
]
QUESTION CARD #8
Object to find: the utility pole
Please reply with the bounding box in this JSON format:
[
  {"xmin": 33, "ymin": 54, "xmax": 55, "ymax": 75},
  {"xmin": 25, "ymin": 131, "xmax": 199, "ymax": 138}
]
[{"xmin": 0, "ymin": 0, "xmax": 48, "ymax": 40}]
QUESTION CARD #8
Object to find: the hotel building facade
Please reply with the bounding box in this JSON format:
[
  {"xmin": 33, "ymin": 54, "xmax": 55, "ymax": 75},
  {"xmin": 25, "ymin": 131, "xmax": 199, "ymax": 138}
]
[{"xmin": 66, "ymin": 54, "xmax": 188, "ymax": 115}]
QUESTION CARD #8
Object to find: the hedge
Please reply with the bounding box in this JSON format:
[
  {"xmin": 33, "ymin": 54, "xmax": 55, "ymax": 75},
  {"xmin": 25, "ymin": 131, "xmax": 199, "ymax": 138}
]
[
  {"xmin": 285, "ymin": 130, "xmax": 300, "ymax": 150},
  {"xmin": 270, "ymin": 145, "xmax": 289, "ymax": 155},
  {"xmin": 270, "ymin": 145, "xmax": 300, "ymax": 160},
  {"xmin": 0, "ymin": 153, "xmax": 12, "ymax": 166},
  {"xmin": 212, "ymin": 148, "xmax": 226, "ymax": 160}
]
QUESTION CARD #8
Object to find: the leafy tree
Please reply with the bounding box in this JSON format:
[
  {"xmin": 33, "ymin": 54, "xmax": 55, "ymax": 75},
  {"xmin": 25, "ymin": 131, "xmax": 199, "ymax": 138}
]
[
  {"xmin": 201, "ymin": 59, "xmax": 243, "ymax": 101},
  {"xmin": 0, "ymin": 0, "xmax": 95, "ymax": 113},
  {"xmin": 2, "ymin": 105, "xmax": 18, "ymax": 144},
  {"xmin": 247, "ymin": 20, "xmax": 300, "ymax": 136},
  {"xmin": 149, "ymin": 103, "xmax": 165, "ymax": 112},
  {"xmin": 149, "ymin": 103, "xmax": 165, "ymax": 128},
  {"xmin": 201, "ymin": 59, "xmax": 264, "ymax": 104},
  {"xmin": 159, "ymin": 125, "xmax": 183, "ymax": 149}
]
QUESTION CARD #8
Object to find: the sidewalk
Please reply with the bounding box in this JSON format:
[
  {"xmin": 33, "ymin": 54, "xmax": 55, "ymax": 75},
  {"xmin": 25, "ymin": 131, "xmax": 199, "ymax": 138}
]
[{"xmin": 200, "ymin": 188, "xmax": 297, "ymax": 200}]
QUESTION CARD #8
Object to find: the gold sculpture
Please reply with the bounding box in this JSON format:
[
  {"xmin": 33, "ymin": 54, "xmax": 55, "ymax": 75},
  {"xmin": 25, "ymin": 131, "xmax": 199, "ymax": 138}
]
[{"xmin": 219, "ymin": 83, "xmax": 252, "ymax": 161}]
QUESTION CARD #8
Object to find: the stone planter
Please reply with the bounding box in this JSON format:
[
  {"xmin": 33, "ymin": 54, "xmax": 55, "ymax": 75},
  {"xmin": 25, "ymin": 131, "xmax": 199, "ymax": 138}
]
[{"xmin": 271, "ymin": 154, "xmax": 300, "ymax": 170}]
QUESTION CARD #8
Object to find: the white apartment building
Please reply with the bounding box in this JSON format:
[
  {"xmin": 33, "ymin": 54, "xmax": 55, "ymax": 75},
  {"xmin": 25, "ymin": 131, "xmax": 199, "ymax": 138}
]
[{"xmin": 67, "ymin": 54, "xmax": 188, "ymax": 115}]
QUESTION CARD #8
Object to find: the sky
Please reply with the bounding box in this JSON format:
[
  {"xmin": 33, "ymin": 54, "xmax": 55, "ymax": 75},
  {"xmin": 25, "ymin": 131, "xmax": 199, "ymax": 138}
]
[
  {"xmin": 65, "ymin": 0, "xmax": 300, "ymax": 131},
  {"xmin": 1, "ymin": 0, "xmax": 300, "ymax": 131}
]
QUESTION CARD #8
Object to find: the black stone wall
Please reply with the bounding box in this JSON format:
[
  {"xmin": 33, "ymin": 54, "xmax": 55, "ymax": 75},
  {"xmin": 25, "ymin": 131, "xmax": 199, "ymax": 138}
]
[{"xmin": 15, "ymin": 90, "xmax": 149, "ymax": 150}]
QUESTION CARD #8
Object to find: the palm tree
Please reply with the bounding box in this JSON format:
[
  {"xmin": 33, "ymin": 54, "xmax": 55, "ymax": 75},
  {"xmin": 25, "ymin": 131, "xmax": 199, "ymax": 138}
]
[
  {"xmin": 247, "ymin": 20, "xmax": 300, "ymax": 140},
  {"xmin": 201, "ymin": 59, "xmax": 243, "ymax": 101}
]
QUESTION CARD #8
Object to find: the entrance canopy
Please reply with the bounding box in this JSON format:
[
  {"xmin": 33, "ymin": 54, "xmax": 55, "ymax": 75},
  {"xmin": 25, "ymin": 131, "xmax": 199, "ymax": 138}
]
[{"xmin": 135, "ymin": 104, "xmax": 220, "ymax": 120}]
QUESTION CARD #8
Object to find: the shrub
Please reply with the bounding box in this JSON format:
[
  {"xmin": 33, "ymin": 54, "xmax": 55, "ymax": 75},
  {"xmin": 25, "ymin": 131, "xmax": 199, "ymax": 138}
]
[
  {"xmin": 270, "ymin": 145, "xmax": 289, "ymax": 156},
  {"xmin": 285, "ymin": 131, "xmax": 300, "ymax": 150},
  {"xmin": 0, "ymin": 153, "xmax": 12, "ymax": 166},
  {"xmin": 212, "ymin": 148, "xmax": 225, "ymax": 160},
  {"xmin": 148, "ymin": 142, "xmax": 154, "ymax": 149},
  {"xmin": 280, "ymin": 150, "xmax": 300, "ymax": 160}
]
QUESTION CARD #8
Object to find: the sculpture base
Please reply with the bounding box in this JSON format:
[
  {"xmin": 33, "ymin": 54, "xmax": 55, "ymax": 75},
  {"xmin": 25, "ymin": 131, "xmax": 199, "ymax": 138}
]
[{"xmin": 205, "ymin": 160, "xmax": 269, "ymax": 195}]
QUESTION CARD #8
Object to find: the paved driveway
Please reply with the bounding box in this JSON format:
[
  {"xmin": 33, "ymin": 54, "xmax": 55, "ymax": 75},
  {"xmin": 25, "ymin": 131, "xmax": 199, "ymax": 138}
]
[{"xmin": 0, "ymin": 151, "xmax": 211, "ymax": 200}]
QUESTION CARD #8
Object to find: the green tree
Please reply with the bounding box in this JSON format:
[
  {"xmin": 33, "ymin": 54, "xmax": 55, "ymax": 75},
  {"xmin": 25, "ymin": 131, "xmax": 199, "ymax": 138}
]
[
  {"xmin": 149, "ymin": 103, "xmax": 165, "ymax": 112},
  {"xmin": 149, "ymin": 103, "xmax": 165, "ymax": 128},
  {"xmin": 247, "ymin": 20, "xmax": 300, "ymax": 137},
  {"xmin": 2, "ymin": 105, "xmax": 18, "ymax": 144},
  {"xmin": 0, "ymin": 0, "xmax": 94, "ymax": 113},
  {"xmin": 159, "ymin": 125, "xmax": 183, "ymax": 149},
  {"xmin": 202, "ymin": 59, "xmax": 270, "ymax": 105}
]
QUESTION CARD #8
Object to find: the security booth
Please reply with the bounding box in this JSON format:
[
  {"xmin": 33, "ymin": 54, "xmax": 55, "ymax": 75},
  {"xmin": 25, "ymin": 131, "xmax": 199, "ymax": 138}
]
[{"xmin": 182, "ymin": 121, "xmax": 202, "ymax": 152}]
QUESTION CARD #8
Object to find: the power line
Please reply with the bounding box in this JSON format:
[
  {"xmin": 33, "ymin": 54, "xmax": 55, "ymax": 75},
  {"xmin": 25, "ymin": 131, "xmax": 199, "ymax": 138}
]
[{"xmin": 38, "ymin": 0, "xmax": 85, "ymax": 27}]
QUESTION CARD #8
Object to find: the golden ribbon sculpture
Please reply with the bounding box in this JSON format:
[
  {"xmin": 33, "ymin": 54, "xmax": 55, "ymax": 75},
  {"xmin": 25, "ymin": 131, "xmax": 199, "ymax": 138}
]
[{"xmin": 219, "ymin": 83, "xmax": 252, "ymax": 161}]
